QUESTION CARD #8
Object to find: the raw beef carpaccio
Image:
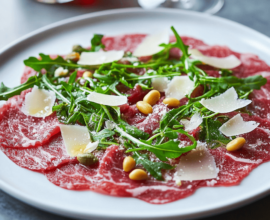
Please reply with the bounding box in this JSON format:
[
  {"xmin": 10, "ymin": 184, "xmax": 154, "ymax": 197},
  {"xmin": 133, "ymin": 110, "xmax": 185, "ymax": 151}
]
[{"xmin": 1, "ymin": 34, "xmax": 270, "ymax": 204}]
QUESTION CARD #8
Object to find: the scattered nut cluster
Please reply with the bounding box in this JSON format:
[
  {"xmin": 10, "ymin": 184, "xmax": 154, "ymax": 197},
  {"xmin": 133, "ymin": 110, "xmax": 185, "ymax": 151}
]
[
  {"xmin": 123, "ymin": 156, "xmax": 148, "ymax": 181},
  {"xmin": 136, "ymin": 90, "xmax": 160, "ymax": 115},
  {"xmin": 136, "ymin": 89, "xmax": 181, "ymax": 115}
]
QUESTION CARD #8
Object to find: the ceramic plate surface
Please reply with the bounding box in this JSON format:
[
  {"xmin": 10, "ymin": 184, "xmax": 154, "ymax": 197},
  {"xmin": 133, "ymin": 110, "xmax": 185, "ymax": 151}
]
[{"xmin": 1, "ymin": 8, "xmax": 270, "ymax": 220}]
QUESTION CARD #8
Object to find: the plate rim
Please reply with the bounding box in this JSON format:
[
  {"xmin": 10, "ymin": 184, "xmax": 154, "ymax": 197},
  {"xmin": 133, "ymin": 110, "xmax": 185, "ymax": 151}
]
[{"xmin": 1, "ymin": 7, "xmax": 270, "ymax": 220}]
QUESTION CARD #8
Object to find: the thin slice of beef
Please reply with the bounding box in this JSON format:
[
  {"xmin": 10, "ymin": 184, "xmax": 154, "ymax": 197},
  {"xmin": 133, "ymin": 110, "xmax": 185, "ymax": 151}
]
[
  {"xmin": 102, "ymin": 34, "xmax": 146, "ymax": 52},
  {"xmin": 0, "ymin": 90, "xmax": 60, "ymax": 148},
  {"xmin": 0, "ymin": 134, "xmax": 74, "ymax": 172},
  {"xmin": 21, "ymin": 66, "xmax": 37, "ymax": 84},
  {"xmin": 136, "ymin": 104, "xmax": 168, "ymax": 135},
  {"xmin": 45, "ymin": 145, "xmax": 200, "ymax": 204},
  {"xmin": 248, "ymin": 98, "xmax": 270, "ymax": 119},
  {"xmin": 45, "ymin": 116, "xmax": 270, "ymax": 204}
]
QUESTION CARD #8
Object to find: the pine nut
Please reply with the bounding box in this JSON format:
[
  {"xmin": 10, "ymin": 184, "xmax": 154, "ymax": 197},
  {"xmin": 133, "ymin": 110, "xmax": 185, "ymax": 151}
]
[
  {"xmin": 54, "ymin": 67, "xmax": 68, "ymax": 77},
  {"xmin": 226, "ymin": 137, "xmax": 246, "ymax": 151},
  {"xmin": 129, "ymin": 169, "xmax": 148, "ymax": 181},
  {"xmin": 136, "ymin": 101, "xmax": 153, "ymax": 115},
  {"xmin": 143, "ymin": 90, "xmax": 161, "ymax": 106},
  {"xmin": 123, "ymin": 156, "xmax": 136, "ymax": 172},
  {"xmin": 163, "ymin": 97, "xmax": 180, "ymax": 108},
  {"xmin": 65, "ymin": 52, "xmax": 80, "ymax": 62},
  {"xmin": 83, "ymin": 71, "xmax": 93, "ymax": 78}
]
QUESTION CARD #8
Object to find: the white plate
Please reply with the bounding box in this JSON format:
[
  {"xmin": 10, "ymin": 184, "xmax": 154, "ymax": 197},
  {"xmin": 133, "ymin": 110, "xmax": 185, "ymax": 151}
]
[{"xmin": 1, "ymin": 8, "xmax": 270, "ymax": 220}]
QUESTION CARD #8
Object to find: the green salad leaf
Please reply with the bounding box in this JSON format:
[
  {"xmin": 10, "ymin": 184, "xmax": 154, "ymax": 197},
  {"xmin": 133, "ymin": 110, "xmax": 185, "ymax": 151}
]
[
  {"xmin": 0, "ymin": 75, "xmax": 42, "ymax": 101},
  {"xmin": 133, "ymin": 153, "xmax": 174, "ymax": 180}
]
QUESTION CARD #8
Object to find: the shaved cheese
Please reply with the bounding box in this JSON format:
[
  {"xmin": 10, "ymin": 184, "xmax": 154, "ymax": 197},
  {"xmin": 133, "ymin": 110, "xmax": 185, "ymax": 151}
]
[
  {"xmin": 189, "ymin": 49, "xmax": 241, "ymax": 69},
  {"xmin": 77, "ymin": 50, "xmax": 124, "ymax": 66},
  {"xmin": 133, "ymin": 30, "xmax": 169, "ymax": 57},
  {"xmin": 174, "ymin": 142, "xmax": 218, "ymax": 181},
  {"xmin": 152, "ymin": 77, "xmax": 169, "ymax": 92},
  {"xmin": 200, "ymin": 87, "xmax": 251, "ymax": 113},
  {"xmin": 219, "ymin": 114, "xmax": 259, "ymax": 136},
  {"xmin": 60, "ymin": 124, "xmax": 91, "ymax": 157},
  {"xmin": 180, "ymin": 112, "xmax": 203, "ymax": 132},
  {"xmin": 84, "ymin": 141, "xmax": 99, "ymax": 153},
  {"xmin": 22, "ymin": 85, "xmax": 56, "ymax": 117},
  {"xmin": 165, "ymin": 76, "xmax": 194, "ymax": 99},
  {"xmin": 87, "ymin": 92, "xmax": 127, "ymax": 106}
]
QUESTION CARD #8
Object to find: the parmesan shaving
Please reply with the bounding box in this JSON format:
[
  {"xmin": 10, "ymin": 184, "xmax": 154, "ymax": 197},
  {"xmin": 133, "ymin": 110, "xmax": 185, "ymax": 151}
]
[
  {"xmin": 78, "ymin": 50, "xmax": 124, "ymax": 66},
  {"xmin": 219, "ymin": 114, "xmax": 259, "ymax": 136},
  {"xmin": 84, "ymin": 141, "xmax": 99, "ymax": 153},
  {"xmin": 200, "ymin": 87, "xmax": 251, "ymax": 113},
  {"xmin": 87, "ymin": 92, "xmax": 127, "ymax": 106},
  {"xmin": 180, "ymin": 112, "xmax": 203, "ymax": 132},
  {"xmin": 189, "ymin": 49, "xmax": 241, "ymax": 69},
  {"xmin": 152, "ymin": 77, "xmax": 169, "ymax": 92},
  {"xmin": 21, "ymin": 86, "xmax": 56, "ymax": 117},
  {"xmin": 174, "ymin": 142, "xmax": 218, "ymax": 181},
  {"xmin": 165, "ymin": 76, "xmax": 194, "ymax": 99},
  {"xmin": 133, "ymin": 30, "xmax": 169, "ymax": 57},
  {"xmin": 60, "ymin": 124, "xmax": 91, "ymax": 157}
]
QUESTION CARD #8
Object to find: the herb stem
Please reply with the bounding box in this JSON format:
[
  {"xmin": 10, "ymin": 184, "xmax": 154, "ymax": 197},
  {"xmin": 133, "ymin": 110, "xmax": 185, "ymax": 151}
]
[
  {"xmin": 96, "ymin": 112, "xmax": 105, "ymax": 132},
  {"xmin": 203, "ymin": 112, "xmax": 219, "ymax": 119},
  {"xmin": 147, "ymin": 133, "xmax": 162, "ymax": 142},
  {"xmin": 100, "ymin": 141, "xmax": 119, "ymax": 145},
  {"xmin": 126, "ymin": 148, "xmax": 145, "ymax": 152},
  {"xmin": 126, "ymin": 72, "xmax": 181, "ymax": 81},
  {"xmin": 205, "ymin": 118, "xmax": 210, "ymax": 141},
  {"xmin": 101, "ymin": 105, "xmax": 114, "ymax": 122},
  {"xmin": 42, "ymin": 75, "xmax": 70, "ymax": 104}
]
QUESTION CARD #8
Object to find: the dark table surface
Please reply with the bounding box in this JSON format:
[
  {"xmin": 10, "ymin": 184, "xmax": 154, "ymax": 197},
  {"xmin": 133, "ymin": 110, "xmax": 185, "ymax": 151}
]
[{"xmin": 1, "ymin": 0, "xmax": 270, "ymax": 219}]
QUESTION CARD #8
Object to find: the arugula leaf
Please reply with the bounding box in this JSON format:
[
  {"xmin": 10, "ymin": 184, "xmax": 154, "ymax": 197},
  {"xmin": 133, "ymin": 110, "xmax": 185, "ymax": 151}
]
[
  {"xmin": 42, "ymin": 74, "xmax": 71, "ymax": 104},
  {"xmin": 90, "ymin": 34, "xmax": 105, "ymax": 52},
  {"xmin": 68, "ymin": 71, "xmax": 77, "ymax": 84},
  {"xmin": 163, "ymin": 128, "xmax": 178, "ymax": 139},
  {"xmin": 93, "ymin": 129, "xmax": 115, "ymax": 141},
  {"xmin": 0, "ymin": 75, "xmax": 41, "ymax": 100},
  {"xmin": 118, "ymin": 121, "xmax": 149, "ymax": 140},
  {"xmin": 52, "ymin": 102, "xmax": 66, "ymax": 112},
  {"xmin": 133, "ymin": 153, "xmax": 174, "ymax": 180},
  {"xmin": 171, "ymin": 26, "xmax": 189, "ymax": 58},
  {"xmin": 200, "ymin": 118, "xmax": 230, "ymax": 148},
  {"xmin": 160, "ymin": 104, "xmax": 193, "ymax": 131},
  {"xmin": 116, "ymin": 126, "xmax": 195, "ymax": 161},
  {"xmin": 24, "ymin": 54, "xmax": 83, "ymax": 72},
  {"xmin": 200, "ymin": 75, "xmax": 267, "ymax": 92}
]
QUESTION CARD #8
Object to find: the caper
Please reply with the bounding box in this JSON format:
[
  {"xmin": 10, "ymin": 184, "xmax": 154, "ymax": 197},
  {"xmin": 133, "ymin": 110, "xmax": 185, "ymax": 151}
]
[
  {"xmin": 72, "ymin": 44, "xmax": 84, "ymax": 53},
  {"xmin": 77, "ymin": 153, "xmax": 98, "ymax": 166}
]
